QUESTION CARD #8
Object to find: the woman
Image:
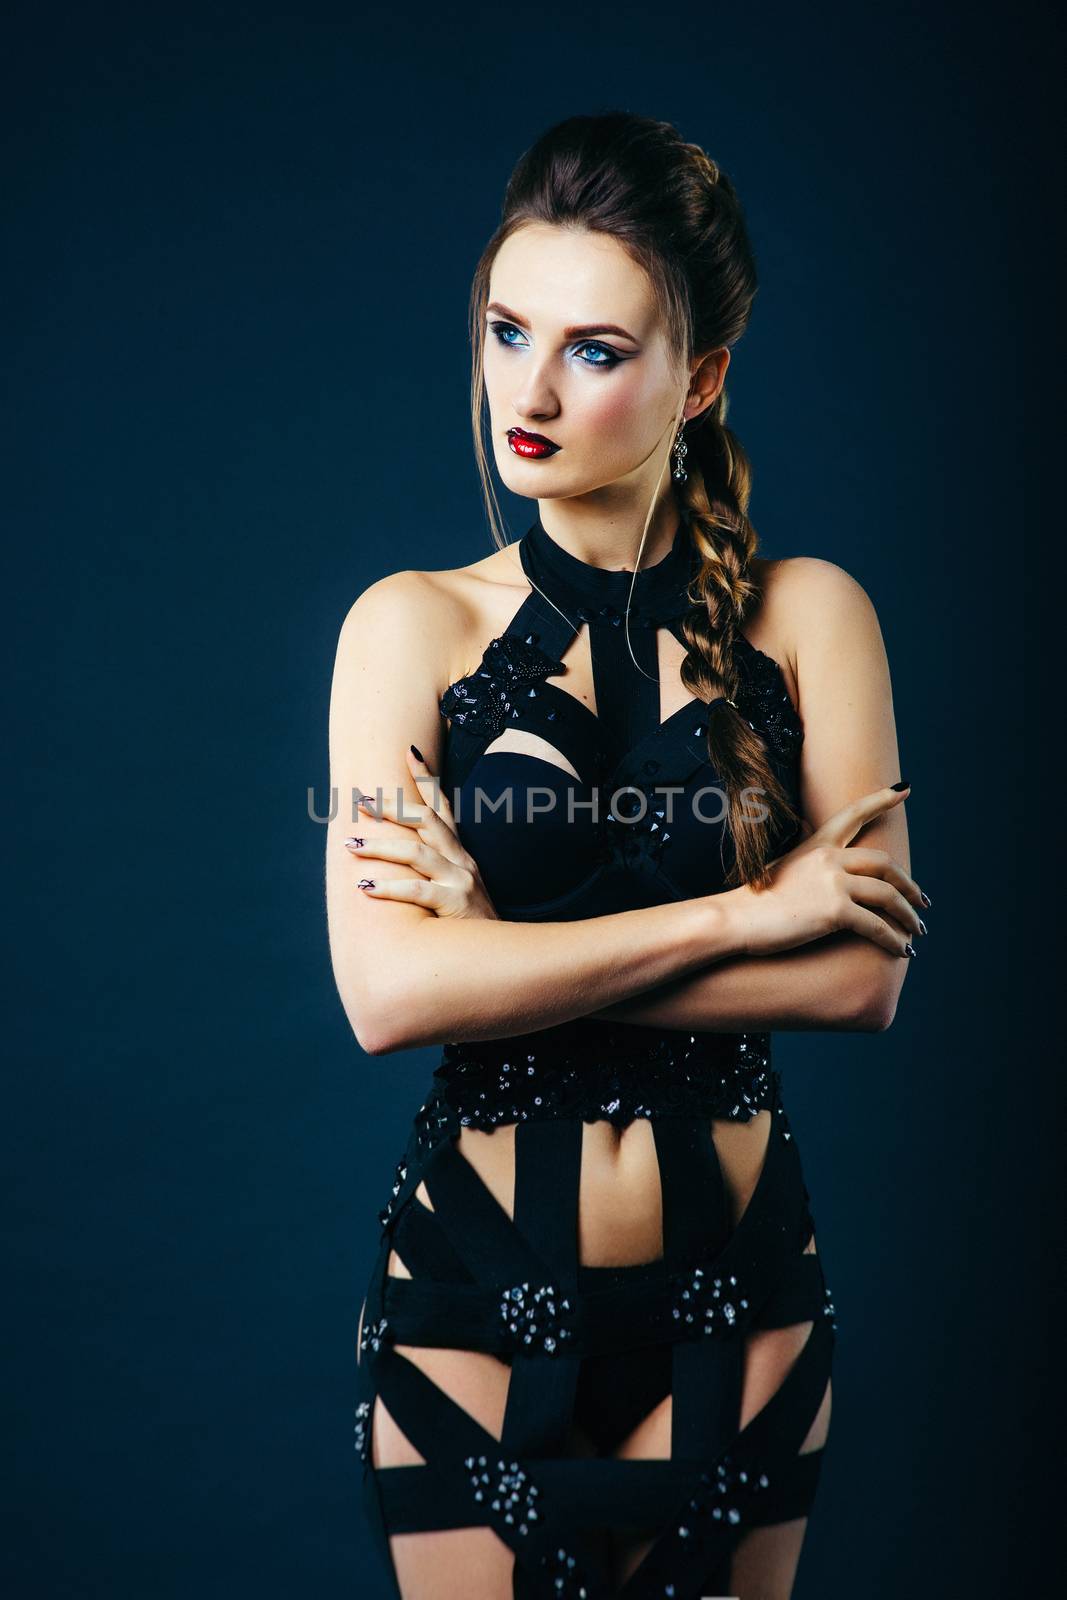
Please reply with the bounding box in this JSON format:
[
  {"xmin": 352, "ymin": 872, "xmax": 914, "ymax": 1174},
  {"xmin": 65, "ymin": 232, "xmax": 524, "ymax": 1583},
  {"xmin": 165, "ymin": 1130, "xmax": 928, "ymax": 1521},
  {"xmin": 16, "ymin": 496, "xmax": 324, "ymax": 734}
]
[{"xmin": 326, "ymin": 112, "xmax": 925, "ymax": 1600}]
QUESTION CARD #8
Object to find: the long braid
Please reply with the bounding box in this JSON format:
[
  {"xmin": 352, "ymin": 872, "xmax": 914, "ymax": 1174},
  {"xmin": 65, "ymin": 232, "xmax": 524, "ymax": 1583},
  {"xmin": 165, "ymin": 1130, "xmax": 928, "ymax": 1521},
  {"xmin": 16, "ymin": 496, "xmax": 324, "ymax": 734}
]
[{"xmin": 678, "ymin": 392, "xmax": 802, "ymax": 887}]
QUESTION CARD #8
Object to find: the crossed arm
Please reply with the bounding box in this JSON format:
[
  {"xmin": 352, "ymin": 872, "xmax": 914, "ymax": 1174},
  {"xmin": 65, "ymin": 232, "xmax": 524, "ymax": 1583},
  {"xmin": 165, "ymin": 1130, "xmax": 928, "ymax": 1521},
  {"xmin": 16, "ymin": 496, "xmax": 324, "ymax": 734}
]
[{"xmin": 325, "ymin": 560, "xmax": 913, "ymax": 1055}]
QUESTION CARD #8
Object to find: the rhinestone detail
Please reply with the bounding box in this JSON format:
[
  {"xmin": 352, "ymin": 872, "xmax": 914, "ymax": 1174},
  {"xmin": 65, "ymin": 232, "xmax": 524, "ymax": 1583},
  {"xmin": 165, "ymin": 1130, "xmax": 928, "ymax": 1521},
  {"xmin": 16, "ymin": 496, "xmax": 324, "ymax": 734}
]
[
  {"xmin": 359, "ymin": 1316, "xmax": 390, "ymax": 1356},
  {"xmin": 539, "ymin": 1545, "xmax": 591, "ymax": 1597},
  {"xmin": 353, "ymin": 1399, "xmax": 371, "ymax": 1462},
  {"xmin": 599, "ymin": 786, "xmax": 672, "ymax": 869},
  {"xmin": 463, "ymin": 1453, "xmax": 541, "ymax": 1536},
  {"xmin": 668, "ymin": 1266, "xmax": 750, "ymax": 1337},
  {"xmin": 499, "ymin": 1281, "xmax": 575, "ymax": 1356},
  {"xmin": 662, "ymin": 1452, "xmax": 773, "ymax": 1565},
  {"xmin": 732, "ymin": 640, "xmax": 804, "ymax": 765},
  {"xmin": 436, "ymin": 1024, "xmax": 777, "ymax": 1132},
  {"xmin": 439, "ymin": 633, "xmax": 566, "ymax": 741},
  {"xmin": 412, "ymin": 1093, "xmax": 455, "ymax": 1155},
  {"xmin": 377, "ymin": 1156, "xmax": 409, "ymax": 1232}
]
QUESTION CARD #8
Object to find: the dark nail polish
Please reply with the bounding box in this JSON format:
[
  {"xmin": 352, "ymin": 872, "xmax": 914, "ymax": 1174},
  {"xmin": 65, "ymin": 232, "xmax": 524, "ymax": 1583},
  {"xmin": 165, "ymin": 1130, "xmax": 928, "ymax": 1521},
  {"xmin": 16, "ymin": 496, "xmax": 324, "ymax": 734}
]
[
  {"xmin": 358, "ymin": 878, "xmax": 376, "ymax": 890},
  {"xmin": 890, "ymin": 780, "xmax": 910, "ymax": 791},
  {"xmin": 410, "ymin": 744, "xmax": 424, "ymax": 762},
  {"xmin": 917, "ymin": 918, "xmax": 927, "ymax": 936},
  {"xmin": 920, "ymin": 890, "xmax": 931, "ymax": 908},
  {"xmin": 904, "ymin": 942, "xmax": 917, "ymax": 957}
]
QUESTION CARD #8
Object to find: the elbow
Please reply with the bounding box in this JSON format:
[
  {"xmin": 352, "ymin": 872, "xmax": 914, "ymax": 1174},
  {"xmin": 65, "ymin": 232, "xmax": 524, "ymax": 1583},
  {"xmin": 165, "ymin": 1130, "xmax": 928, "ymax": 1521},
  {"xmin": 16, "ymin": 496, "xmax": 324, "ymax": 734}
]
[
  {"xmin": 343, "ymin": 985, "xmax": 414, "ymax": 1057},
  {"xmin": 854, "ymin": 992, "xmax": 899, "ymax": 1033},
  {"xmin": 347, "ymin": 976, "xmax": 438, "ymax": 1056},
  {"xmin": 354, "ymin": 1017, "xmax": 400, "ymax": 1056},
  {"xmin": 850, "ymin": 965, "xmax": 906, "ymax": 1033}
]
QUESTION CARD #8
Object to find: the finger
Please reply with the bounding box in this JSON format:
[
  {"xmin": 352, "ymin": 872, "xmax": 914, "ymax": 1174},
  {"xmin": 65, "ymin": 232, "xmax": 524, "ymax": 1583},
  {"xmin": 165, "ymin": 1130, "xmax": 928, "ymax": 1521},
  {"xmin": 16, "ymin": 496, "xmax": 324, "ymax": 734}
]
[
  {"xmin": 346, "ymin": 831, "xmax": 462, "ymax": 882},
  {"xmin": 816, "ymin": 784, "xmax": 911, "ymax": 850},
  {"xmin": 843, "ymin": 873, "xmax": 925, "ymax": 940},
  {"xmin": 407, "ymin": 752, "xmax": 459, "ymax": 827},
  {"xmin": 356, "ymin": 788, "xmax": 429, "ymax": 828},
  {"xmin": 840, "ymin": 848, "xmax": 927, "ymax": 917},
  {"xmin": 357, "ymin": 783, "xmax": 469, "ymax": 866},
  {"xmin": 406, "ymin": 743, "xmax": 442, "ymax": 797},
  {"xmin": 404, "ymin": 780, "xmax": 461, "ymax": 841},
  {"xmin": 346, "ymin": 833, "xmax": 431, "ymax": 873},
  {"xmin": 841, "ymin": 898, "xmax": 917, "ymax": 959},
  {"xmin": 406, "ymin": 743, "xmax": 444, "ymax": 792},
  {"xmin": 356, "ymin": 875, "xmax": 445, "ymax": 909}
]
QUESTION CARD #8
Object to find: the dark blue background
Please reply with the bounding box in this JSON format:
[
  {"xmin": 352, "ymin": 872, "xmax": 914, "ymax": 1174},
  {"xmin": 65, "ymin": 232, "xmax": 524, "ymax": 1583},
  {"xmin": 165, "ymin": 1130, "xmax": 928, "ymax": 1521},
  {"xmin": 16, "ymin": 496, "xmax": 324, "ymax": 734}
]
[{"xmin": 5, "ymin": 3, "xmax": 1053, "ymax": 1595}]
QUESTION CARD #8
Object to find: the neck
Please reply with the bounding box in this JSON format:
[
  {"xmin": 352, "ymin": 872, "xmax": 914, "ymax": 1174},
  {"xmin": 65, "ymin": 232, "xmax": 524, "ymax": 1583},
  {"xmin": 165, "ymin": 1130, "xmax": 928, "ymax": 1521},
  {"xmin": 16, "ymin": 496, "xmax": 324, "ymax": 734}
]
[{"xmin": 534, "ymin": 498, "xmax": 683, "ymax": 573}]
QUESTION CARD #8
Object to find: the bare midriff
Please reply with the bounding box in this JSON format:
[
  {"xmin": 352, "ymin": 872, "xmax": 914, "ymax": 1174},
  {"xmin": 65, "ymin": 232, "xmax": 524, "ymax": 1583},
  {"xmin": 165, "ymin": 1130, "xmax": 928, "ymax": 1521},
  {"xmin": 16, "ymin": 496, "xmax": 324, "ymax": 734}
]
[{"xmin": 386, "ymin": 1111, "xmax": 776, "ymax": 1274}]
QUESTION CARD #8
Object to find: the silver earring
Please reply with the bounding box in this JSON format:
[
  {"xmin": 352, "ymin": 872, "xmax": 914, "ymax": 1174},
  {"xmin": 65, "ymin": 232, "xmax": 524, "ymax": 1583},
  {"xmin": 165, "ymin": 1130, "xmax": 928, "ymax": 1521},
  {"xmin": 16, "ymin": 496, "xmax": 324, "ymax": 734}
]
[{"xmin": 671, "ymin": 424, "xmax": 688, "ymax": 483}]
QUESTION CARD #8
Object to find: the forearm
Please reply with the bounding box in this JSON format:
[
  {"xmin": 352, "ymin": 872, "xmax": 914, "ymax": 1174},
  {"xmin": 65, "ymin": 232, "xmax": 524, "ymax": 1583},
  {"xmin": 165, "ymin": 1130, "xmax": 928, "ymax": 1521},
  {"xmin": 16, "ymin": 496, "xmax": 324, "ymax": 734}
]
[
  {"xmin": 592, "ymin": 930, "xmax": 904, "ymax": 1033},
  {"xmin": 344, "ymin": 892, "xmax": 745, "ymax": 1053}
]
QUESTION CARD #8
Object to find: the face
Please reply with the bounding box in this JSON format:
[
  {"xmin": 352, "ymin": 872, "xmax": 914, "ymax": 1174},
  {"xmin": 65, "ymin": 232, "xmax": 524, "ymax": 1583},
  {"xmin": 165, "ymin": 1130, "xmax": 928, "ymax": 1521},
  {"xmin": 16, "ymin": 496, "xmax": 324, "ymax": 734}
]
[{"xmin": 483, "ymin": 222, "xmax": 703, "ymax": 505}]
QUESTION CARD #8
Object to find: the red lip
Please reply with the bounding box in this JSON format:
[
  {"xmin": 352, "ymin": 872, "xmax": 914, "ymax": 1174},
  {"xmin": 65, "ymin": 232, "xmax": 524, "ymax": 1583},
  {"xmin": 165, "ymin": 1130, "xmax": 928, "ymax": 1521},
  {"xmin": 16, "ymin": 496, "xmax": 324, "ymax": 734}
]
[{"xmin": 507, "ymin": 427, "xmax": 561, "ymax": 458}]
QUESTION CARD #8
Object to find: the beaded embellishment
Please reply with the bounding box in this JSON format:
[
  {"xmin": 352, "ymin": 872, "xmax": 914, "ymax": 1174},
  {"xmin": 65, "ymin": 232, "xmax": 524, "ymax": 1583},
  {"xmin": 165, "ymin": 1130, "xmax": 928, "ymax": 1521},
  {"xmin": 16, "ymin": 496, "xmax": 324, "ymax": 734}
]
[
  {"xmin": 464, "ymin": 1452, "xmax": 542, "ymax": 1534},
  {"xmin": 669, "ymin": 1265, "xmax": 750, "ymax": 1337},
  {"xmin": 377, "ymin": 1156, "xmax": 409, "ymax": 1232},
  {"xmin": 438, "ymin": 633, "xmax": 566, "ymax": 740},
  {"xmin": 538, "ymin": 1546, "xmax": 591, "ymax": 1597},
  {"xmin": 690, "ymin": 1454, "xmax": 770, "ymax": 1532},
  {"xmin": 461, "ymin": 1453, "xmax": 593, "ymax": 1593},
  {"xmin": 733, "ymin": 643, "xmax": 804, "ymax": 764},
  {"xmin": 353, "ymin": 1399, "xmax": 371, "ymax": 1462},
  {"xmin": 600, "ymin": 785, "xmax": 672, "ymax": 869},
  {"xmin": 435, "ymin": 1028, "xmax": 777, "ymax": 1132},
  {"xmin": 498, "ymin": 1282, "xmax": 575, "ymax": 1356},
  {"xmin": 412, "ymin": 1093, "xmax": 456, "ymax": 1155},
  {"xmin": 359, "ymin": 1316, "xmax": 391, "ymax": 1356}
]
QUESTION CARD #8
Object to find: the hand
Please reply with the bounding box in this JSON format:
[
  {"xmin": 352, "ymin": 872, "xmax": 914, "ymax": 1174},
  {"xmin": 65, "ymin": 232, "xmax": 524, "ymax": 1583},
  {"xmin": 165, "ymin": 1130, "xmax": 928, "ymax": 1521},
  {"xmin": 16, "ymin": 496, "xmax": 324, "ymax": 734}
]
[
  {"xmin": 344, "ymin": 746, "xmax": 500, "ymax": 920},
  {"xmin": 726, "ymin": 783, "xmax": 927, "ymax": 959}
]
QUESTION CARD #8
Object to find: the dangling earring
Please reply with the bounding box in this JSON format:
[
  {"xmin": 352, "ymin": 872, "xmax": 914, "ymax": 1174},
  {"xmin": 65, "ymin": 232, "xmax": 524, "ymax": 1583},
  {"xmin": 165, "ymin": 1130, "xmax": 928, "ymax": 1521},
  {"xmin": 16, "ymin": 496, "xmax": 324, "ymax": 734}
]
[{"xmin": 671, "ymin": 423, "xmax": 688, "ymax": 483}]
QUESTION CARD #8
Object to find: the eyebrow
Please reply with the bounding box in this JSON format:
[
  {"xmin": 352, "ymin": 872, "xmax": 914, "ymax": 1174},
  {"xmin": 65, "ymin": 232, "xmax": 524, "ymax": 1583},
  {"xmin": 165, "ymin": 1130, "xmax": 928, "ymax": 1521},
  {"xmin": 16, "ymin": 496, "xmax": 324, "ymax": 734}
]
[{"xmin": 486, "ymin": 301, "xmax": 640, "ymax": 344}]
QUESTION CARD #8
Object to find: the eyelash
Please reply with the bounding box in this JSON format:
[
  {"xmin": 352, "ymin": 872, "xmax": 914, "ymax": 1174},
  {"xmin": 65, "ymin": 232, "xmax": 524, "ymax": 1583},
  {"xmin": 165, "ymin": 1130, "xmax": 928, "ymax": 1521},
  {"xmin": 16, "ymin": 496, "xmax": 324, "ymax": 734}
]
[{"xmin": 487, "ymin": 321, "xmax": 622, "ymax": 369}]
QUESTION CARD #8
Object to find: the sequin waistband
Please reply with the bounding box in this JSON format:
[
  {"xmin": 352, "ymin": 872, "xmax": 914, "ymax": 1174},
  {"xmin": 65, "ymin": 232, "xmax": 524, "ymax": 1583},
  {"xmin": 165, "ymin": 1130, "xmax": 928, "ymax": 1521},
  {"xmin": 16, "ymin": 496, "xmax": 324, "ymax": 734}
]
[{"xmin": 433, "ymin": 1018, "xmax": 778, "ymax": 1132}]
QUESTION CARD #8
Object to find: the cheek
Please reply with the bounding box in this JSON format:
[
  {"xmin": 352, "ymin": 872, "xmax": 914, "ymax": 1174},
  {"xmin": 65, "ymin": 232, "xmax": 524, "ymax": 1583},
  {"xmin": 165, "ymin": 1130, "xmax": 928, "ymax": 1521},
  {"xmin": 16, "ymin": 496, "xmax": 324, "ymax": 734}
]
[{"xmin": 575, "ymin": 373, "xmax": 668, "ymax": 454}]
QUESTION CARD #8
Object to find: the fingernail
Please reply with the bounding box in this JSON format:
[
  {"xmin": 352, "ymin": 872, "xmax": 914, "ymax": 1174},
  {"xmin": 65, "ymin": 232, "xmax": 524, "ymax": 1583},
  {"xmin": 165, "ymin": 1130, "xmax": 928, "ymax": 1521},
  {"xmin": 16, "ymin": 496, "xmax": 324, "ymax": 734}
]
[
  {"xmin": 345, "ymin": 837, "xmax": 365, "ymax": 851},
  {"xmin": 357, "ymin": 879, "xmax": 376, "ymax": 890},
  {"xmin": 358, "ymin": 796, "xmax": 378, "ymax": 814},
  {"xmin": 917, "ymin": 918, "xmax": 927, "ymax": 936},
  {"xmin": 890, "ymin": 780, "xmax": 910, "ymax": 792},
  {"xmin": 920, "ymin": 890, "xmax": 932, "ymax": 908},
  {"xmin": 903, "ymin": 942, "xmax": 917, "ymax": 958},
  {"xmin": 410, "ymin": 744, "xmax": 424, "ymax": 762}
]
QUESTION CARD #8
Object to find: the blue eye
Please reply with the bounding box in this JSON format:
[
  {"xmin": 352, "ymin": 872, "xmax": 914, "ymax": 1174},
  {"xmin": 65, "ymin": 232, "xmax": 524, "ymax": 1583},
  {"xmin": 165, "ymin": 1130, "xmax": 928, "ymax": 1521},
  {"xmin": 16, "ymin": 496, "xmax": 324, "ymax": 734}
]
[
  {"xmin": 573, "ymin": 341, "xmax": 619, "ymax": 369},
  {"xmin": 488, "ymin": 322, "xmax": 621, "ymax": 369}
]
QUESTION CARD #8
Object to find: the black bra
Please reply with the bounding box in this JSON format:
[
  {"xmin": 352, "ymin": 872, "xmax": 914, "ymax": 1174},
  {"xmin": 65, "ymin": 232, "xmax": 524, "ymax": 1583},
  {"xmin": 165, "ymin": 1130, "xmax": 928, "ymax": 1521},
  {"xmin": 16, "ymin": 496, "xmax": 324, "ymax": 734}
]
[{"xmin": 438, "ymin": 512, "xmax": 804, "ymax": 922}]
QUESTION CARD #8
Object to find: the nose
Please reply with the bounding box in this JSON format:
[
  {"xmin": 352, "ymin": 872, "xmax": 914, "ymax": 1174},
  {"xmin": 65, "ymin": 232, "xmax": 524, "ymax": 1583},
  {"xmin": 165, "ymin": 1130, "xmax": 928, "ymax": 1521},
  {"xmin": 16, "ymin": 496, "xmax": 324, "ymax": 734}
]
[{"xmin": 508, "ymin": 355, "xmax": 561, "ymax": 424}]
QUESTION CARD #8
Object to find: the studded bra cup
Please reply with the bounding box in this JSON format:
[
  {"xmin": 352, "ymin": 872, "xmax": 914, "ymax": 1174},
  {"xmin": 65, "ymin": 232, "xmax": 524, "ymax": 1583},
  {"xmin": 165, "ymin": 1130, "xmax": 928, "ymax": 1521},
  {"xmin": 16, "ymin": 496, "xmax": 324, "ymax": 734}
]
[{"xmin": 430, "ymin": 512, "xmax": 806, "ymax": 1135}]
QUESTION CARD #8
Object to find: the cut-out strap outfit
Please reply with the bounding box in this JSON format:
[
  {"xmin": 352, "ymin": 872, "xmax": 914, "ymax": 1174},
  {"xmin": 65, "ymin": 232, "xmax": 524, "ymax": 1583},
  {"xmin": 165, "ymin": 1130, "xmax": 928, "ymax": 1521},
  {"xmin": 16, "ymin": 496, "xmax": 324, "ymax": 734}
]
[{"xmin": 355, "ymin": 513, "xmax": 836, "ymax": 1598}]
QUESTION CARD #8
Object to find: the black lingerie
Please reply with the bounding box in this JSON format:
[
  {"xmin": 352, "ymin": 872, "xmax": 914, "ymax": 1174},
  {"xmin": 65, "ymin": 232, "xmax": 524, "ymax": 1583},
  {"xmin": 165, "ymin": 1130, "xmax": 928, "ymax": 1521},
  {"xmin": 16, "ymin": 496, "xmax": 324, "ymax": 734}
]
[{"xmin": 355, "ymin": 511, "xmax": 835, "ymax": 1598}]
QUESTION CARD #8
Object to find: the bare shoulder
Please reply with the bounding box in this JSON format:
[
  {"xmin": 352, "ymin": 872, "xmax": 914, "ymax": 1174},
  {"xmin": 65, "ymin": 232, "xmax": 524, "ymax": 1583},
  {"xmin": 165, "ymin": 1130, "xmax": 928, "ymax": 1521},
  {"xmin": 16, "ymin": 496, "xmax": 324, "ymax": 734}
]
[
  {"xmin": 337, "ymin": 566, "xmax": 456, "ymax": 639},
  {"xmin": 334, "ymin": 543, "xmax": 530, "ymax": 690},
  {"xmin": 752, "ymin": 555, "xmax": 882, "ymax": 662}
]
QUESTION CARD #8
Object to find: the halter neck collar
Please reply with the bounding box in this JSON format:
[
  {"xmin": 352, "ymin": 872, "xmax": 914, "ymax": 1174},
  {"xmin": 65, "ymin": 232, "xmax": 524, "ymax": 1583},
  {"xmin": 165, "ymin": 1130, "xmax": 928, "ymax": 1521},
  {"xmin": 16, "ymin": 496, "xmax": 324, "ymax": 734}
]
[{"xmin": 518, "ymin": 512, "xmax": 697, "ymax": 628}]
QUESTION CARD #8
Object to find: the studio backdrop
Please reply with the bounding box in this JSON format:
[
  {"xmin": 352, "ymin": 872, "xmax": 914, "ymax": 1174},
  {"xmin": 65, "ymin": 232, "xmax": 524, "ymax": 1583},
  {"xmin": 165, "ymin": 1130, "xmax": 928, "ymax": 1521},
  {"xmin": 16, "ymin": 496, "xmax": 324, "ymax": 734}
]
[{"xmin": 5, "ymin": 4, "xmax": 1052, "ymax": 1597}]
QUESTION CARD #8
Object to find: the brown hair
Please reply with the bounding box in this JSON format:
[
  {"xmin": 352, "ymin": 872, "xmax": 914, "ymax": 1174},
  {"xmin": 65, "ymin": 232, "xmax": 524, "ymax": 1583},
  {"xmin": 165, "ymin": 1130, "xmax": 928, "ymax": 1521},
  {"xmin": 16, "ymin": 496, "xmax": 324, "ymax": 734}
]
[{"xmin": 468, "ymin": 110, "xmax": 801, "ymax": 889}]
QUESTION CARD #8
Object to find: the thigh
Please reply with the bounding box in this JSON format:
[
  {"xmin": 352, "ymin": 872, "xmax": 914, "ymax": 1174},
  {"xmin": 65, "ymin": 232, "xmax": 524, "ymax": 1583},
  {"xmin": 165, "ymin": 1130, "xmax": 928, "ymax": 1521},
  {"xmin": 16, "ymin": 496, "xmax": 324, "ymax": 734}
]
[{"xmin": 604, "ymin": 1100, "xmax": 838, "ymax": 1600}]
